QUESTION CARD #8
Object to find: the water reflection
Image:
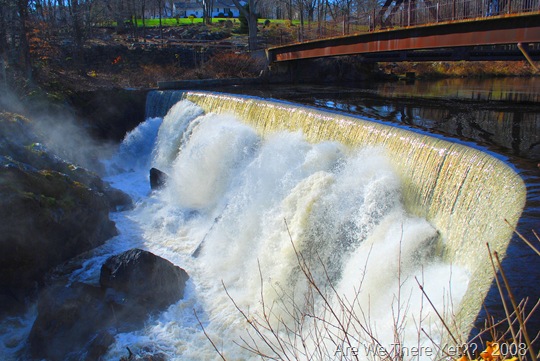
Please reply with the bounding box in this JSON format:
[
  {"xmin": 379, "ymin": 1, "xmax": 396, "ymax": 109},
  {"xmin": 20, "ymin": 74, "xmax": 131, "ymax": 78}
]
[
  {"xmin": 271, "ymin": 82, "xmax": 540, "ymax": 162},
  {"xmin": 311, "ymin": 97, "xmax": 540, "ymax": 161},
  {"xmin": 222, "ymin": 78, "xmax": 540, "ymax": 161},
  {"xmin": 364, "ymin": 78, "xmax": 540, "ymax": 104}
]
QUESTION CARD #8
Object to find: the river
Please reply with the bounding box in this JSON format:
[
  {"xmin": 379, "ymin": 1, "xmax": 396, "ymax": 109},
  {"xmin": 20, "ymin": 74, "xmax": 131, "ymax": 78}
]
[
  {"xmin": 220, "ymin": 78, "xmax": 540, "ymax": 162},
  {"xmin": 1, "ymin": 77, "xmax": 539, "ymax": 361}
]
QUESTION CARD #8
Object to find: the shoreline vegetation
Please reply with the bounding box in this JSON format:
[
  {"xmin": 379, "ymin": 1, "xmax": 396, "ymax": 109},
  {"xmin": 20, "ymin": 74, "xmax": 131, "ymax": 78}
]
[{"xmin": 0, "ymin": 18, "xmax": 538, "ymax": 104}]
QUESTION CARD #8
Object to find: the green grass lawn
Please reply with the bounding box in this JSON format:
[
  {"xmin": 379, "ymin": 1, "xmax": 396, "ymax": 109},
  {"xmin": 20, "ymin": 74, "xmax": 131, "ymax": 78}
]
[
  {"xmin": 137, "ymin": 17, "xmax": 235, "ymax": 26},
  {"xmin": 100, "ymin": 17, "xmax": 300, "ymax": 28}
]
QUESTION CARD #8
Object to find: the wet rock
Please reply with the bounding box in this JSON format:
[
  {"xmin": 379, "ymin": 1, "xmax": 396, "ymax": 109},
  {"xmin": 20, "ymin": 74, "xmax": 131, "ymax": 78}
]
[
  {"xmin": 68, "ymin": 90, "xmax": 147, "ymax": 142},
  {"xmin": 28, "ymin": 282, "xmax": 114, "ymax": 361},
  {"xmin": 104, "ymin": 186, "xmax": 133, "ymax": 211},
  {"xmin": 120, "ymin": 348, "xmax": 168, "ymax": 361},
  {"xmin": 0, "ymin": 161, "xmax": 117, "ymax": 315},
  {"xmin": 0, "ymin": 112, "xmax": 132, "ymax": 210},
  {"xmin": 0, "ymin": 112, "xmax": 123, "ymax": 315},
  {"xmin": 150, "ymin": 167, "xmax": 168, "ymax": 190},
  {"xmin": 100, "ymin": 249, "xmax": 189, "ymax": 317},
  {"xmin": 28, "ymin": 250, "xmax": 189, "ymax": 360}
]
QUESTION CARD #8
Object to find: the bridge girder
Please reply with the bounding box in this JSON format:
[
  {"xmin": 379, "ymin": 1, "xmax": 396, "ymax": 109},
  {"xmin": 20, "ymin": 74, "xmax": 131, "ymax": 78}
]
[{"xmin": 267, "ymin": 13, "xmax": 540, "ymax": 63}]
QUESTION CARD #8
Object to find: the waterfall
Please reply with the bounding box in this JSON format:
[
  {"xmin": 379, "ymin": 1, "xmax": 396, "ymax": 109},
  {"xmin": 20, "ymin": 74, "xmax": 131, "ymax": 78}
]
[
  {"xmin": 148, "ymin": 90, "xmax": 526, "ymax": 338},
  {"xmin": 95, "ymin": 91, "xmax": 526, "ymax": 360}
]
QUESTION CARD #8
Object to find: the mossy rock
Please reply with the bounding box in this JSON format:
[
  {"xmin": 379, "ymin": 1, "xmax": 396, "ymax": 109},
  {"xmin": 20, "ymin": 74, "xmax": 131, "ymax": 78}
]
[
  {"xmin": 0, "ymin": 163, "xmax": 118, "ymax": 299},
  {"xmin": 0, "ymin": 111, "xmax": 132, "ymax": 315}
]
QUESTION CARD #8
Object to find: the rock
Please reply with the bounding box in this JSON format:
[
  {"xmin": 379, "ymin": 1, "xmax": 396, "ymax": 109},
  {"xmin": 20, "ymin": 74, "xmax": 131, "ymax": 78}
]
[
  {"xmin": 68, "ymin": 90, "xmax": 147, "ymax": 142},
  {"xmin": 0, "ymin": 112, "xmax": 132, "ymax": 316},
  {"xmin": 0, "ymin": 112, "xmax": 132, "ymax": 211},
  {"xmin": 28, "ymin": 250, "xmax": 189, "ymax": 360},
  {"xmin": 28, "ymin": 282, "xmax": 114, "ymax": 361},
  {"xmin": 104, "ymin": 186, "xmax": 133, "ymax": 211},
  {"xmin": 0, "ymin": 161, "xmax": 117, "ymax": 315},
  {"xmin": 150, "ymin": 167, "xmax": 168, "ymax": 190},
  {"xmin": 100, "ymin": 249, "xmax": 189, "ymax": 316},
  {"xmin": 119, "ymin": 349, "xmax": 168, "ymax": 361}
]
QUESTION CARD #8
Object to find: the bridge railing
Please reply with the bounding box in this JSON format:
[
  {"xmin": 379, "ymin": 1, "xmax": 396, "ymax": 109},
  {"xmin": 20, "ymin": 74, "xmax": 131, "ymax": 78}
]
[
  {"xmin": 383, "ymin": 0, "xmax": 540, "ymax": 27},
  {"xmin": 273, "ymin": 0, "xmax": 540, "ymax": 46}
]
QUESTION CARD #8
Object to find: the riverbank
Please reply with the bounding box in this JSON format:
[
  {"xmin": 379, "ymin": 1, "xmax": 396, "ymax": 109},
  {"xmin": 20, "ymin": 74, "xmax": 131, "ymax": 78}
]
[{"xmin": 2, "ymin": 21, "xmax": 538, "ymax": 108}]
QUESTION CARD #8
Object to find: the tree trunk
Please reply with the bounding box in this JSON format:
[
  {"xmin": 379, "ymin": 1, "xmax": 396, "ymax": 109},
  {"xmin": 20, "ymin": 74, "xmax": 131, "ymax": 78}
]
[
  {"xmin": 142, "ymin": 1, "xmax": 146, "ymax": 43},
  {"xmin": 0, "ymin": 1, "xmax": 8, "ymax": 89},
  {"xmin": 70, "ymin": 0, "xmax": 86, "ymax": 73},
  {"xmin": 0, "ymin": 1, "xmax": 8, "ymax": 55},
  {"xmin": 248, "ymin": 11, "xmax": 258, "ymax": 50},
  {"xmin": 158, "ymin": 0, "xmax": 163, "ymax": 47},
  {"xmin": 299, "ymin": 0, "xmax": 304, "ymax": 42},
  {"xmin": 208, "ymin": 0, "xmax": 214, "ymax": 25},
  {"xmin": 289, "ymin": 0, "xmax": 292, "ymax": 20},
  {"xmin": 16, "ymin": 0, "xmax": 32, "ymax": 80},
  {"xmin": 230, "ymin": 0, "xmax": 258, "ymax": 51},
  {"xmin": 115, "ymin": 0, "xmax": 126, "ymax": 33}
]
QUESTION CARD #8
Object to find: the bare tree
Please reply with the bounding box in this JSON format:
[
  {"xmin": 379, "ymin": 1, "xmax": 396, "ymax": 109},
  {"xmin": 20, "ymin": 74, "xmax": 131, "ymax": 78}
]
[
  {"xmin": 68, "ymin": 0, "xmax": 86, "ymax": 71},
  {"xmin": 17, "ymin": 0, "xmax": 33, "ymax": 78},
  {"xmin": 230, "ymin": 0, "xmax": 260, "ymax": 50},
  {"xmin": 202, "ymin": 0, "xmax": 215, "ymax": 25}
]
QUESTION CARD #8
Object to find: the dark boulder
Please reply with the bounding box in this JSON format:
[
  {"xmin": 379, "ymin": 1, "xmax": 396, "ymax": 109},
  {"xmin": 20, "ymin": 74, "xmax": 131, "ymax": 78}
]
[
  {"xmin": 28, "ymin": 250, "xmax": 189, "ymax": 360},
  {"xmin": 120, "ymin": 348, "xmax": 168, "ymax": 361},
  {"xmin": 68, "ymin": 90, "xmax": 148, "ymax": 142},
  {"xmin": 0, "ymin": 111, "xmax": 132, "ymax": 211},
  {"xmin": 149, "ymin": 167, "xmax": 168, "ymax": 190},
  {"xmin": 0, "ymin": 161, "xmax": 117, "ymax": 315},
  {"xmin": 28, "ymin": 282, "xmax": 115, "ymax": 361},
  {"xmin": 105, "ymin": 186, "xmax": 134, "ymax": 211},
  {"xmin": 0, "ymin": 112, "xmax": 132, "ymax": 315},
  {"xmin": 100, "ymin": 249, "xmax": 189, "ymax": 315}
]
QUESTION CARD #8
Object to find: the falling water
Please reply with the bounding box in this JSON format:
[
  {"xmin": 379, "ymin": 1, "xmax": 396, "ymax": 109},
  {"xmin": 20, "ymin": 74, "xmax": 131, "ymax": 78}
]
[{"xmin": 30, "ymin": 90, "xmax": 522, "ymax": 361}]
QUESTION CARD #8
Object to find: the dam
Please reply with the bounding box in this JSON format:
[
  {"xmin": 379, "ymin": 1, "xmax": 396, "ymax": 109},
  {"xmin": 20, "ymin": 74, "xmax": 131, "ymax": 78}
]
[
  {"xmin": 97, "ymin": 89, "xmax": 527, "ymax": 360},
  {"xmin": 4, "ymin": 88, "xmax": 526, "ymax": 360}
]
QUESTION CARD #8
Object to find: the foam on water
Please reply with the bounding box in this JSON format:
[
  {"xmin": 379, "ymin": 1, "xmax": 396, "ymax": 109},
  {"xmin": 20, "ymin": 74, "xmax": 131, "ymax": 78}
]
[{"xmin": 90, "ymin": 99, "xmax": 471, "ymax": 360}]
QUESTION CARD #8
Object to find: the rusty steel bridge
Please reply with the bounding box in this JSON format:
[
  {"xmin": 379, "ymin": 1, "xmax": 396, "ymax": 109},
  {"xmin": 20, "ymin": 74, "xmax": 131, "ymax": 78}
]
[{"xmin": 266, "ymin": 0, "xmax": 540, "ymax": 67}]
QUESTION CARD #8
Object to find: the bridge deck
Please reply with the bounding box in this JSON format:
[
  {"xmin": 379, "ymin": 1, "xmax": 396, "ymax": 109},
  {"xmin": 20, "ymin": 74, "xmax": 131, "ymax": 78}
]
[{"xmin": 267, "ymin": 13, "xmax": 540, "ymax": 63}]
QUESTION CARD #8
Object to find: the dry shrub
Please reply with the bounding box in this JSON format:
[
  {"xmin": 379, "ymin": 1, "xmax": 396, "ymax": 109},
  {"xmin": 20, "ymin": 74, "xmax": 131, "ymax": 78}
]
[
  {"xmin": 197, "ymin": 52, "xmax": 266, "ymax": 79},
  {"xmin": 113, "ymin": 65, "xmax": 188, "ymax": 88},
  {"xmin": 385, "ymin": 61, "xmax": 536, "ymax": 78},
  {"xmin": 454, "ymin": 61, "xmax": 535, "ymax": 77},
  {"xmin": 199, "ymin": 221, "xmax": 540, "ymax": 361},
  {"xmin": 69, "ymin": 52, "xmax": 265, "ymax": 89},
  {"xmin": 262, "ymin": 24, "xmax": 295, "ymax": 45}
]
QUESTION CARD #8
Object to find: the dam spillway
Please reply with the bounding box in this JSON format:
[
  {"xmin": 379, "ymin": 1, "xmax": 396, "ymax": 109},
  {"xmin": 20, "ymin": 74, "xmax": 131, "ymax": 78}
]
[
  {"xmin": 147, "ymin": 90, "xmax": 526, "ymax": 337},
  {"xmin": 103, "ymin": 90, "xmax": 528, "ymax": 359}
]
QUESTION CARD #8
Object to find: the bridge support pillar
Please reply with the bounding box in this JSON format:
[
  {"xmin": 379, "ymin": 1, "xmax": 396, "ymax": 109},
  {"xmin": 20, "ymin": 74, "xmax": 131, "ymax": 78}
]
[{"xmin": 517, "ymin": 43, "xmax": 539, "ymax": 73}]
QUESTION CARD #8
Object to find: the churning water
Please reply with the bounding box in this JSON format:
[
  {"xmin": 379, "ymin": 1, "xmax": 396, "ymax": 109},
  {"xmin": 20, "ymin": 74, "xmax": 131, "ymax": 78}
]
[{"xmin": 81, "ymin": 98, "xmax": 470, "ymax": 360}]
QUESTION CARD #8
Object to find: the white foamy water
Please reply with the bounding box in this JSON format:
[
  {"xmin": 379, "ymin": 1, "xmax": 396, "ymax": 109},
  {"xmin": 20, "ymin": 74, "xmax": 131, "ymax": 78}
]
[{"xmin": 4, "ymin": 99, "xmax": 467, "ymax": 361}]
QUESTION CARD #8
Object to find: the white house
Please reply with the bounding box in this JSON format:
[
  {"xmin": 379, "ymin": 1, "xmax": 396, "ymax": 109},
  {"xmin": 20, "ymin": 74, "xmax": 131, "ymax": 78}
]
[{"xmin": 173, "ymin": 0, "xmax": 242, "ymax": 18}]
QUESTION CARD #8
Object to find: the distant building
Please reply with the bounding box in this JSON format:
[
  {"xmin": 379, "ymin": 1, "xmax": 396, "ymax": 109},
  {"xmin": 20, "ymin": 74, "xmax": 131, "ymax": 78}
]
[{"xmin": 173, "ymin": 0, "xmax": 242, "ymax": 18}]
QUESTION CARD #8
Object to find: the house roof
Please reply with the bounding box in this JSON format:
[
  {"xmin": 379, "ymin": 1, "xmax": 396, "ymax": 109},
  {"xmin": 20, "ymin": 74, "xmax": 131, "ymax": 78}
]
[
  {"xmin": 174, "ymin": 0, "xmax": 239, "ymax": 9},
  {"xmin": 174, "ymin": 2, "xmax": 201, "ymax": 10}
]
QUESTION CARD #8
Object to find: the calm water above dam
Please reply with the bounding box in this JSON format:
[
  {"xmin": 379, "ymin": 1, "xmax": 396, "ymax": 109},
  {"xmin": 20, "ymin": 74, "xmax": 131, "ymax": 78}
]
[
  {"xmin": 220, "ymin": 77, "xmax": 540, "ymax": 228},
  {"xmin": 221, "ymin": 78, "xmax": 540, "ymax": 162}
]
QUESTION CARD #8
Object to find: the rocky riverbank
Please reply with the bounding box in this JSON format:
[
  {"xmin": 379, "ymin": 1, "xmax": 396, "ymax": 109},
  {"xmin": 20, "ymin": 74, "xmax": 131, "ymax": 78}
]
[
  {"xmin": 0, "ymin": 111, "xmax": 128, "ymax": 314},
  {"xmin": 0, "ymin": 110, "xmax": 193, "ymax": 360}
]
